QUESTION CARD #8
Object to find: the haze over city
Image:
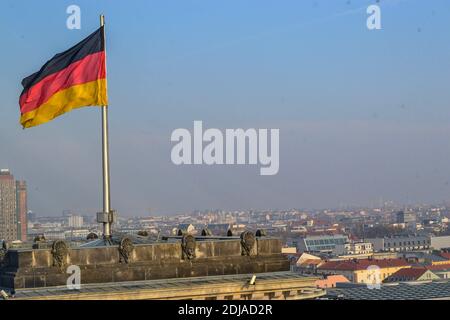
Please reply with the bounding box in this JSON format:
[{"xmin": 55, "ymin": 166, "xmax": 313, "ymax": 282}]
[{"xmin": 2, "ymin": 0, "xmax": 450, "ymax": 216}]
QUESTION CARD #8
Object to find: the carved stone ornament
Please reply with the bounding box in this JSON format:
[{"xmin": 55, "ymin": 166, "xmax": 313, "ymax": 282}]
[
  {"xmin": 0, "ymin": 241, "xmax": 8, "ymax": 266},
  {"xmin": 118, "ymin": 237, "xmax": 134, "ymax": 264},
  {"xmin": 181, "ymin": 234, "xmax": 196, "ymax": 260},
  {"xmin": 240, "ymin": 231, "xmax": 256, "ymax": 256},
  {"xmin": 86, "ymin": 232, "xmax": 99, "ymax": 240},
  {"xmin": 51, "ymin": 240, "xmax": 68, "ymax": 272},
  {"xmin": 256, "ymin": 229, "xmax": 267, "ymax": 237},
  {"xmin": 34, "ymin": 234, "xmax": 46, "ymax": 242},
  {"xmin": 201, "ymin": 228, "xmax": 212, "ymax": 236},
  {"xmin": 137, "ymin": 230, "xmax": 149, "ymax": 237}
]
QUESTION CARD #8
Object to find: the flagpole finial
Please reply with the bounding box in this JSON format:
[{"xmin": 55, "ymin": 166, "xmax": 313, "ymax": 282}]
[{"xmin": 100, "ymin": 15, "xmax": 105, "ymax": 27}]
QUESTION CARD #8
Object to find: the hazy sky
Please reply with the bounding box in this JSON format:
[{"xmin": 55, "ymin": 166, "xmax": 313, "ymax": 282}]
[{"xmin": 1, "ymin": 0, "xmax": 450, "ymax": 216}]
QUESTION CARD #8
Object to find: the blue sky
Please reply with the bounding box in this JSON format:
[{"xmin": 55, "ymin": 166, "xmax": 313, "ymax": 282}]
[{"xmin": 1, "ymin": 0, "xmax": 450, "ymax": 216}]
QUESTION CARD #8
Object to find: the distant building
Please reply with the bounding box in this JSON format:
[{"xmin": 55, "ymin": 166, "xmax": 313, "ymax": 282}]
[
  {"xmin": 315, "ymin": 275, "xmax": 350, "ymax": 289},
  {"xmin": 297, "ymin": 235, "xmax": 348, "ymax": 253},
  {"xmin": 317, "ymin": 258, "xmax": 410, "ymax": 284},
  {"xmin": 383, "ymin": 267, "xmax": 439, "ymax": 283},
  {"xmin": 290, "ymin": 226, "xmax": 307, "ymax": 234},
  {"xmin": 396, "ymin": 211, "xmax": 417, "ymax": 230},
  {"xmin": 0, "ymin": 169, "xmax": 27, "ymax": 241},
  {"xmin": 68, "ymin": 215, "xmax": 84, "ymax": 228},
  {"xmin": 281, "ymin": 247, "xmax": 297, "ymax": 254},
  {"xmin": 327, "ymin": 281, "xmax": 450, "ymax": 300},
  {"xmin": 296, "ymin": 252, "xmax": 322, "ymax": 266},
  {"xmin": 62, "ymin": 210, "xmax": 75, "ymax": 217},
  {"xmin": 333, "ymin": 242, "xmax": 373, "ymax": 256},
  {"xmin": 399, "ymin": 251, "xmax": 450, "ymax": 266},
  {"xmin": 0, "ymin": 169, "xmax": 17, "ymax": 241},
  {"xmin": 305, "ymin": 220, "xmax": 314, "ymax": 227},
  {"xmin": 47, "ymin": 231, "xmax": 65, "ymax": 240},
  {"xmin": 422, "ymin": 219, "xmax": 439, "ymax": 226},
  {"xmin": 65, "ymin": 229, "xmax": 90, "ymax": 240},
  {"xmin": 431, "ymin": 235, "xmax": 450, "ymax": 251},
  {"xmin": 205, "ymin": 223, "xmax": 231, "ymax": 236},
  {"xmin": 27, "ymin": 211, "xmax": 36, "ymax": 223},
  {"xmin": 397, "ymin": 211, "xmax": 416, "ymax": 224},
  {"xmin": 367, "ymin": 235, "xmax": 430, "ymax": 252},
  {"xmin": 177, "ymin": 223, "xmax": 196, "ymax": 235},
  {"xmin": 297, "ymin": 261, "xmax": 323, "ymax": 274},
  {"xmin": 427, "ymin": 264, "xmax": 450, "ymax": 279},
  {"xmin": 16, "ymin": 181, "xmax": 27, "ymax": 241}
]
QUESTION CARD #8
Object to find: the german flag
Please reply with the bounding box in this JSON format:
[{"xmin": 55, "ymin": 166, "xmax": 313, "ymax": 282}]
[{"xmin": 19, "ymin": 27, "xmax": 108, "ymax": 128}]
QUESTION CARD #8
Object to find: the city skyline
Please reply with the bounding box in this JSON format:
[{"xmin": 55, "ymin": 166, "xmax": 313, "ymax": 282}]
[{"xmin": 2, "ymin": 0, "xmax": 450, "ymax": 216}]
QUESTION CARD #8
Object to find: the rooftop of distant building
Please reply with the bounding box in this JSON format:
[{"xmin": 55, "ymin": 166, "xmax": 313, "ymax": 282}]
[
  {"xmin": 327, "ymin": 280, "xmax": 450, "ymax": 300},
  {"xmin": 318, "ymin": 258, "xmax": 409, "ymax": 271}
]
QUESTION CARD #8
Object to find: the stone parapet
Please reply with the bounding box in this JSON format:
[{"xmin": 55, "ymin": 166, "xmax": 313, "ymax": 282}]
[{"xmin": 0, "ymin": 237, "xmax": 289, "ymax": 290}]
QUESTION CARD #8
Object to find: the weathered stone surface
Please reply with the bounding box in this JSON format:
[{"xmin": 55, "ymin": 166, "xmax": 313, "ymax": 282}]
[
  {"xmin": 0, "ymin": 238, "xmax": 289, "ymax": 290},
  {"xmin": 257, "ymin": 238, "xmax": 282, "ymax": 255}
]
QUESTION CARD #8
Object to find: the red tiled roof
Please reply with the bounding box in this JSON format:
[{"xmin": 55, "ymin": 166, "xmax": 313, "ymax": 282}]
[
  {"xmin": 387, "ymin": 267, "xmax": 427, "ymax": 280},
  {"xmin": 315, "ymin": 275, "xmax": 350, "ymax": 288},
  {"xmin": 318, "ymin": 258, "xmax": 409, "ymax": 271},
  {"xmin": 427, "ymin": 264, "xmax": 450, "ymax": 271},
  {"xmin": 439, "ymin": 252, "xmax": 450, "ymax": 260},
  {"xmin": 299, "ymin": 259, "xmax": 323, "ymax": 266},
  {"xmin": 322, "ymin": 275, "xmax": 350, "ymax": 282}
]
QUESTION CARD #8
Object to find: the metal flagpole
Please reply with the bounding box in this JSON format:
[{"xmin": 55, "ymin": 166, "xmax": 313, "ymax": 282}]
[{"xmin": 99, "ymin": 14, "xmax": 113, "ymax": 242}]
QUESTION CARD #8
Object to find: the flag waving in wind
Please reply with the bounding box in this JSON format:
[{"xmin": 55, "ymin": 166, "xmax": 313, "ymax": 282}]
[{"xmin": 19, "ymin": 27, "xmax": 108, "ymax": 128}]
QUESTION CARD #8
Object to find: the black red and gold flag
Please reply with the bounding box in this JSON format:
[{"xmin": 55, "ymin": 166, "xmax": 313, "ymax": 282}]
[{"xmin": 19, "ymin": 27, "xmax": 108, "ymax": 128}]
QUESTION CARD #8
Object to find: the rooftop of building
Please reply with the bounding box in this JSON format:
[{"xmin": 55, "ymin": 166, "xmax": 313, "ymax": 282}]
[
  {"xmin": 298, "ymin": 259, "xmax": 323, "ymax": 266},
  {"xmin": 401, "ymin": 252, "xmax": 450, "ymax": 262},
  {"xmin": 1, "ymin": 271, "xmax": 322, "ymax": 300},
  {"xmin": 302, "ymin": 234, "xmax": 348, "ymax": 240},
  {"xmin": 426, "ymin": 264, "xmax": 450, "ymax": 271},
  {"xmin": 327, "ymin": 280, "xmax": 450, "ymax": 300},
  {"xmin": 386, "ymin": 267, "xmax": 428, "ymax": 280},
  {"xmin": 315, "ymin": 275, "xmax": 350, "ymax": 289},
  {"xmin": 0, "ymin": 169, "xmax": 13, "ymax": 179},
  {"xmin": 380, "ymin": 234, "xmax": 429, "ymax": 239},
  {"xmin": 318, "ymin": 258, "xmax": 409, "ymax": 271}
]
